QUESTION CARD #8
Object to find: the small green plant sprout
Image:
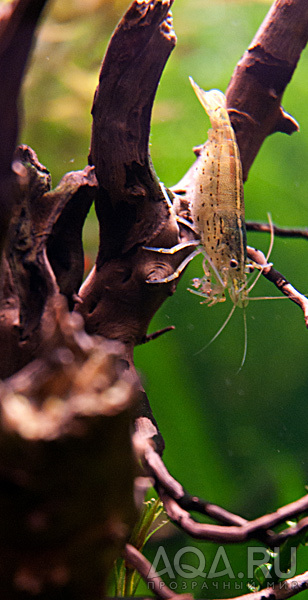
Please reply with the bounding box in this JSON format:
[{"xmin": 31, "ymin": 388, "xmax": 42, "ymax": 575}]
[{"xmin": 113, "ymin": 497, "xmax": 168, "ymax": 597}]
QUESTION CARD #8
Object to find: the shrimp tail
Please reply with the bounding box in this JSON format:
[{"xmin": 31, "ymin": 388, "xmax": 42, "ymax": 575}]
[{"xmin": 189, "ymin": 77, "xmax": 229, "ymax": 128}]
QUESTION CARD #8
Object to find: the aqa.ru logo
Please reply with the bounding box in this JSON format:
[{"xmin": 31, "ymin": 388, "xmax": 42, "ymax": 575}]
[{"xmin": 148, "ymin": 545, "xmax": 296, "ymax": 581}]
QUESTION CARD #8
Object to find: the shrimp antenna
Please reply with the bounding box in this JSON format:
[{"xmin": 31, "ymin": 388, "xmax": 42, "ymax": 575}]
[
  {"xmin": 249, "ymin": 296, "xmax": 295, "ymax": 301},
  {"xmin": 246, "ymin": 213, "xmax": 274, "ymax": 295},
  {"xmin": 194, "ymin": 302, "xmax": 236, "ymax": 356},
  {"xmin": 236, "ymin": 308, "xmax": 247, "ymax": 375}
]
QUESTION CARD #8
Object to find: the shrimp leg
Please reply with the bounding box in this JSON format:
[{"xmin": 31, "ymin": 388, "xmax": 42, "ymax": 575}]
[
  {"xmin": 145, "ymin": 247, "xmax": 201, "ymax": 284},
  {"xmin": 143, "ymin": 240, "xmax": 199, "ymax": 255}
]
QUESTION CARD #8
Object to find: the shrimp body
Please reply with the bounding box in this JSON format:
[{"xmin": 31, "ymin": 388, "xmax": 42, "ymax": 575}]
[{"xmin": 189, "ymin": 79, "xmax": 247, "ymax": 307}]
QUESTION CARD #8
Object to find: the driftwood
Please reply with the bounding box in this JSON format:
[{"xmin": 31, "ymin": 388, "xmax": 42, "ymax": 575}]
[
  {"xmin": 0, "ymin": 0, "xmax": 308, "ymax": 598},
  {"xmin": 0, "ymin": 298, "xmax": 138, "ymax": 598}
]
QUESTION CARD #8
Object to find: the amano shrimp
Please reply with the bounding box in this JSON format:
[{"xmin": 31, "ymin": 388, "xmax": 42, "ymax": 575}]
[
  {"xmin": 188, "ymin": 78, "xmax": 248, "ymax": 308},
  {"xmin": 186, "ymin": 79, "xmax": 274, "ymax": 364},
  {"xmin": 144, "ymin": 78, "xmax": 273, "ymax": 367}
]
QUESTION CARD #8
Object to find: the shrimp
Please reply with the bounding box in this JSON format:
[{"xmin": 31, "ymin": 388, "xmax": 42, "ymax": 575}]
[
  {"xmin": 143, "ymin": 78, "xmax": 273, "ymax": 368},
  {"xmin": 187, "ymin": 78, "xmax": 248, "ymax": 308},
  {"xmin": 186, "ymin": 79, "xmax": 275, "ymax": 366},
  {"xmin": 144, "ymin": 79, "xmax": 252, "ymax": 303}
]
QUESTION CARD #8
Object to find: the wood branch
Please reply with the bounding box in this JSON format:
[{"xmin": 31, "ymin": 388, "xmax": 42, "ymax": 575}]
[
  {"xmin": 158, "ymin": 489, "xmax": 308, "ymax": 545},
  {"xmin": 45, "ymin": 166, "xmax": 97, "ymax": 308},
  {"xmin": 246, "ymin": 221, "xmax": 308, "ymax": 240},
  {"xmin": 78, "ymin": 1, "xmax": 196, "ymax": 348},
  {"xmin": 141, "ymin": 325, "xmax": 175, "ymax": 344},
  {"xmin": 226, "ymin": 0, "xmax": 308, "ymax": 180},
  {"xmin": 144, "ymin": 440, "xmax": 247, "ymax": 526},
  {"xmin": 0, "ymin": 256, "xmax": 21, "ymax": 379},
  {"xmin": 76, "ymin": 1, "xmax": 308, "ymax": 557},
  {"xmin": 0, "ymin": 296, "xmax": 138, "ymax": 599},
  {"xmin": 0, "ymin": 0, "xmax": 49, "ymax": 255},
  {"xmin": 221, "ymin": 570, "xmax": 308, "ymax": 600},
  {"xmin": 141, "ymin": 439, "xmax": 308, "ymax": 547},
  {"xmin": 89, "ymin": 0, "xmax": 176, "ymax": 257},
  {"xmin": 124, "ymin": 544, "xmax": 193, "ymax": 600},
  {"xmin": 8, "ymin": 145, "xmax": 56, "ymax": 341},
  {"xmin": 7, "ymin": 148, "xmax": 91, "ymax": 337},
  {"xmin": 246, "ymin": 246, "xmax": 308, "ymax": 326},
  {"xmin": 172, "ymin": 0, "xmax": 308, "ymax": 195},
  {"xmin": 75, "ymin": 0, "xmax": 308, "ymax": 351},
  {"xmin": 0, "ymin": 146, "xmax": 97, "ymax": 378}
]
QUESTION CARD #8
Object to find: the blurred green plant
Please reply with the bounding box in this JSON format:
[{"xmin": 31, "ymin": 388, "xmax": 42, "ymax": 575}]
[{"xmin": 113, "ymin": 497, "xmax": 168, "ymax": 597}]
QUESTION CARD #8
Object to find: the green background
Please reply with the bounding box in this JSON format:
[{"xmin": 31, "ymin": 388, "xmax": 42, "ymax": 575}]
[{"xmin": 16, "ymin": 0, "xmax": 308, "ymax": 596}]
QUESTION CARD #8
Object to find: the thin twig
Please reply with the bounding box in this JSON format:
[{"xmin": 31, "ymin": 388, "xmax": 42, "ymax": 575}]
[
  {"xmin": 124, "ymin": 544, "xmax": 193, "ymax": 600},
  {"xmin": 141, "ymin": 326, "xmax": 175, "ymax": 344},
  {"xmin": 144, "ymin": 444, "xmax": 247, "ymax": 527},
  {"xmin": 269, "ymin": 516, "xmax": 308, "ymax": 545},
  {"xmin": 246, "ymin": 222, "xmax": 308, "ymax": 240},
  {"xmin": 247, "ymin": 247, "xmax": 308, "ymax": 327},
  {"xmin": 222, "ymin": 569, "xmax": 308, "ymax": 600}
]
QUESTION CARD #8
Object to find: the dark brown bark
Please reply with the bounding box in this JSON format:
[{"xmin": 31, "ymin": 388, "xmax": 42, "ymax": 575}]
[
  {"xmin": 9, "ymin": 145, "xmax": 96, "ymax": 339},
  {"xmin": 0, "ymin": 146, "xmax": 96, "ymax": 378}
]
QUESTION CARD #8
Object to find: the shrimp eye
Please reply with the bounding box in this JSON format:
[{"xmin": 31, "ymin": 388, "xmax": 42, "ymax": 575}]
[{"xmin": 229, "ymin": 259, "xmax": 238, "ymax": 268}]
